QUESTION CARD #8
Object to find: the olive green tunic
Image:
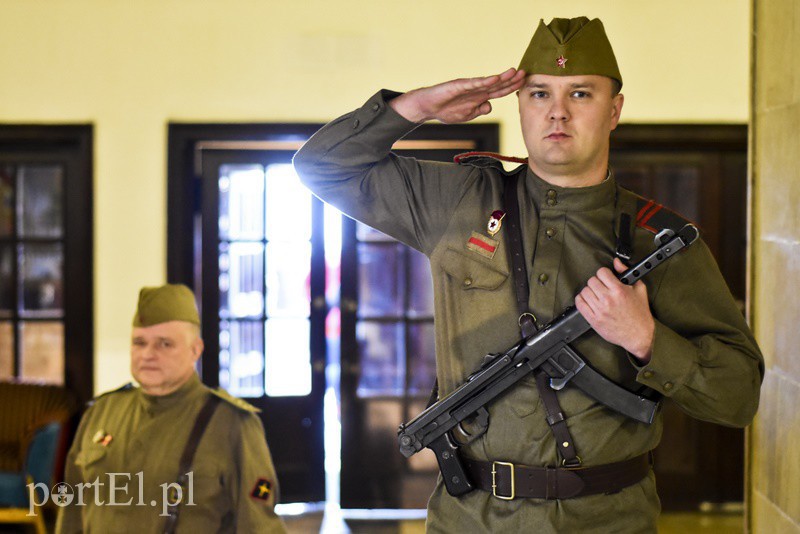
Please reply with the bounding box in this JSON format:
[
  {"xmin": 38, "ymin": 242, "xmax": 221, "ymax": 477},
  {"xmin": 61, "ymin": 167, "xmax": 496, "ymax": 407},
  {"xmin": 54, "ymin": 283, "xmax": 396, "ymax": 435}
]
[
  {"xmin": 55, "ymin": 374, "xmax": 286, "ymax": 534},
  {"xmin": 294, "ymin": 90, "xmax": 764, "ymax": 533}
]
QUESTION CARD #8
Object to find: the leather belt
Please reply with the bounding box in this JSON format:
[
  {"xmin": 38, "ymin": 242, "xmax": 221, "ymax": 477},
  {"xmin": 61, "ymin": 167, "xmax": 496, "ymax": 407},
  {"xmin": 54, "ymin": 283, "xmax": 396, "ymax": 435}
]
[{"xmin": 463, "ymin": 453, "xmax": 651, "ymax": 500}]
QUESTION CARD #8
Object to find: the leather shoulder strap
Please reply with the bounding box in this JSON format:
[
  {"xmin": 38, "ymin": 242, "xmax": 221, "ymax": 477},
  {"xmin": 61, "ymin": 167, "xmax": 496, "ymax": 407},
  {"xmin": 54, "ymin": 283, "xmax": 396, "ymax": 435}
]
[
  {"xmin": 502, "ymin": 171, "xmax": 537, "ymax": 337},
  {"xmin": 163, "ymin": 394, "xmax": 222, "ymax": 534}
]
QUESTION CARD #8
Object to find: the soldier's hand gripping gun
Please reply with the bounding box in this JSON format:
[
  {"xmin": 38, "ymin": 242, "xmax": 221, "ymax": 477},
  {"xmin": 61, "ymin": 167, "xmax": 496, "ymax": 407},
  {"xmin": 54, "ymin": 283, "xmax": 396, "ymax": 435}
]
[{"xmin": 397, "ymin": 224, "xmax": 699, "ymax": 496}]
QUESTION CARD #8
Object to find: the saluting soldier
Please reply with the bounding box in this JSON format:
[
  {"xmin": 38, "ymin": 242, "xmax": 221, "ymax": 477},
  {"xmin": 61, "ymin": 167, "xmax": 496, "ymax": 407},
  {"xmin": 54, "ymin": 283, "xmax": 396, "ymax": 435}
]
[
  {"xmin": 293, "ymin": 16, "xmax": 764, "ymax": 533},
  {"xmin": 56, "ymin": 284, "xmax": 287, "ymax": 534}
]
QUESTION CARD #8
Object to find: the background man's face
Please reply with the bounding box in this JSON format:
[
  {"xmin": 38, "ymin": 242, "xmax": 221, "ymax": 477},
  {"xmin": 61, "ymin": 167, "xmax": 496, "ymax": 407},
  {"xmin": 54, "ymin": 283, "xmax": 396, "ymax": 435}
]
[
  {"xmin": 518, "ymin": 74, "xmax": 623, "ymax": 182},
  {"xmin": 131, "ymin": 320, "xmax": 203, "ymax": 396}
]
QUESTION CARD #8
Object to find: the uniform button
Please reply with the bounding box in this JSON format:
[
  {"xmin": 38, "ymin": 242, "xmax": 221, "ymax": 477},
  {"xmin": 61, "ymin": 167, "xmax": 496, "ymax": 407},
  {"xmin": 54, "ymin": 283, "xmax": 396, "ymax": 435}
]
[
  {"xmin": 372, "ymin": 103, "xmax": 380, "ymax": 112},
  {"xmin": 663, "ymin": 382, "xmax": 674, "ymax": 391},
  {"xmin": 353, "ymin": 118, "xmax": 360, "ymax": 128},
  {"xmin": 545, "ymin": 227, "xmax": 557, "ymax": 238},
  {"xmin": 538, "ymin": 273, "xmax": 549, "ymax": 285},
  {"xmin": 463, "ymin": 277, "xmax": 473, "ymax": 287},
  {"xmin": 546, "ymin": 189, "xmax": 557, "ymax": 198},
  {"xmin": 546, "ymin": 198, "xmax": 557, "ymax": 207},
  {"xmin": 642, "ymin": 370, "xmax": 654, "ymax": 379}
]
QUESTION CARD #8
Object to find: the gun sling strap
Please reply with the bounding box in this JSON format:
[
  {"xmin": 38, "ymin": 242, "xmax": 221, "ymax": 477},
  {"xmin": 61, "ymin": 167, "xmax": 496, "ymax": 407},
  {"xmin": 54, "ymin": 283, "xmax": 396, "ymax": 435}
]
[
  {"xmin": 459, "ymin": 170, "xmax": 650, "ymax": 498},
  {"xmin": 162, "ymin": 394, "xmax": 222, "ymax": 534},
  {"xmin": 503, "ymin": 170, "xmax": 580, "ymax": 466}
]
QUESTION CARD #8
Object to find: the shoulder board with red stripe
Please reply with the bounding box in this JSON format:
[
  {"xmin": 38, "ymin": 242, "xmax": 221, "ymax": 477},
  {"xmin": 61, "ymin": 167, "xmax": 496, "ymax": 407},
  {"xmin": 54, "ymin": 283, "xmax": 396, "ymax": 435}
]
[
  {"xmin": 453, "ymin": 151, "xmax": 528, "ymax": 173},
  {"xmin": 633, "ymin": 193, "xmax": 695, "ymax": 235}
]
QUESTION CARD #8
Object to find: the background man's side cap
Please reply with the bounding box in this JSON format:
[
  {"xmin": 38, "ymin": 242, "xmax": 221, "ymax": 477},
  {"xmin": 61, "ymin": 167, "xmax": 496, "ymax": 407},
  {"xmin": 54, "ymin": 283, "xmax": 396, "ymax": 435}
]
[
  {"xmin": 518, "ymin": 17, "xmax": 622, "ymax": 88},
  {"xmin": 133, "ymin": 284, "xmax": 200, "ymax": 327}
]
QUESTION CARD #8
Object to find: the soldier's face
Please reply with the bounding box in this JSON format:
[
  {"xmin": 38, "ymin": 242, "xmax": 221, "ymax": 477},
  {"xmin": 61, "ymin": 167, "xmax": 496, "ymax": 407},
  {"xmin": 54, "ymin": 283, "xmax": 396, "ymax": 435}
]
[
  {"xmin": 518, "ymin": 74, "xmax": 624, "ymax": 185},
  {"xmin": 131, "ymin": 321, "xmax": 204, "ymax": 396}
]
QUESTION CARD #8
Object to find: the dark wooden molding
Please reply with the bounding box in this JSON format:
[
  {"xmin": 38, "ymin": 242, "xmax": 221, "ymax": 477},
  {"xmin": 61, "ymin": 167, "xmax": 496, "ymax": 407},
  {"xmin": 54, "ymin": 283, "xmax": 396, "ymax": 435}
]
[{"xmin": 612, "ymin": 124, "xmax": 747, "ymax": 152}]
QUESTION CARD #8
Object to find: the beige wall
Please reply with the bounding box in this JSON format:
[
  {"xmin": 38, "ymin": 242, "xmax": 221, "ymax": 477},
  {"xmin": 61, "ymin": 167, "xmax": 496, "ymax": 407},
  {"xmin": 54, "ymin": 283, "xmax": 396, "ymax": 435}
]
[
  {"xmin": 750, "ymin": 1, "xmax": 800, "ymax": 531},
  {"xmin": 0, "ymin": 0, "xmax": 750, "ymax": 392}
]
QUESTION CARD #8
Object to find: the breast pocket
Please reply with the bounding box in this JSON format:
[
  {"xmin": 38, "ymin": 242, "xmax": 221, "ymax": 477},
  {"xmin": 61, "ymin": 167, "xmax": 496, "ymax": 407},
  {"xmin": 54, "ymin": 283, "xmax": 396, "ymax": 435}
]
[
  {"xmin": 75, "ymin": 445, "xmax": 108, "ymax": 481},
  {"xmin": 440, "ymin": 247, "xmax": 508, "ymax": 292}
]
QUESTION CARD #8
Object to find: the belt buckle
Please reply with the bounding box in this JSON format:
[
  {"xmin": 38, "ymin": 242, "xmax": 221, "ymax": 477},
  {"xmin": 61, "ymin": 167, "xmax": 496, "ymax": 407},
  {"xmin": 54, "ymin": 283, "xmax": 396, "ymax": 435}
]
[{"xmin": 491, "ymin": 461, "xmax": 515, "ymax": 500}]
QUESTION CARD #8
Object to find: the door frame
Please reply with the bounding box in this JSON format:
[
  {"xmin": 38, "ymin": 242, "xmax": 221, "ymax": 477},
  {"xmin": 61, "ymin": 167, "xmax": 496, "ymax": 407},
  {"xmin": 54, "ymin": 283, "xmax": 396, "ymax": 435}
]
[
  {"xmin": 611, "ymin": 123, "xmax": 748, "ymax": 509},
  {"xmin": 168, "ymin": 127, "xmax": 329, "ymax": 503},
  {"xmin": 0, "ymin": 125, "xmax": 94, "ymax": 404}
]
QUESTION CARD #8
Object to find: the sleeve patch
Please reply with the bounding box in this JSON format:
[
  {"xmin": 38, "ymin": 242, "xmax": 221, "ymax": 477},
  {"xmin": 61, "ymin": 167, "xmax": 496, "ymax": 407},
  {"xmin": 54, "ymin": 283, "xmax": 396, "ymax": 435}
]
[{"xmin": 250, "ymin": 478, "xmax": 272, "ymax": 501}]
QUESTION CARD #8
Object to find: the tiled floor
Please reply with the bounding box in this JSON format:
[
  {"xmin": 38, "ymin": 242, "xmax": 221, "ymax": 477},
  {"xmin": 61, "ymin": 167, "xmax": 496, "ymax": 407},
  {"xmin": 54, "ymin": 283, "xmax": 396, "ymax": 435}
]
[
  {"xmin": 283, "ymin": 511, "xmax": 744, "ymax": 533},
  {"xmin": 6, "ymin": 509, "xmax": 743, "ymax": 533}
]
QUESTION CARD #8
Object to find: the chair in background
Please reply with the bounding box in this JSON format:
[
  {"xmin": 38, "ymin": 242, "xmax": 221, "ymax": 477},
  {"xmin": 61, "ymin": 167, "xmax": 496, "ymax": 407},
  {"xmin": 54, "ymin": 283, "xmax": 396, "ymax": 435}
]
[
  {"xmin": 0, "ymin": 382, "xmax": 77, "ymax": 533},
  {"xmin": 0, "ymin": 421, "xmax": 63, "ymax": 533}
]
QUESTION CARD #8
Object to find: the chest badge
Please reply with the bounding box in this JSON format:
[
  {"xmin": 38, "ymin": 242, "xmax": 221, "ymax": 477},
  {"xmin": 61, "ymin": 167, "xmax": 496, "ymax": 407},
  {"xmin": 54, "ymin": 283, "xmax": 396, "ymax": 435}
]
[
  {"xmin": 92, "ymin": 430, "xmax": 113, "ymax": 447},
  {"xmin": 466, "ymin": 231, "xmax": 499, "ymax": 260},
  {"xmin": 487, "ymin": 210, "xmax": 505, "ymax": 236}
]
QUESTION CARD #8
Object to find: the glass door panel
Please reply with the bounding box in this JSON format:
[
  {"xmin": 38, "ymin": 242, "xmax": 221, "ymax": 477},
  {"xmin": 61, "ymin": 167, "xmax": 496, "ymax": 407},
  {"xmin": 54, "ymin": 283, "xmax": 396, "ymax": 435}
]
[
  {"xmin": 357, "ymin": 242, "xmax": 405, "ymax": 318},
  {"xmin": 19, "ymin": 243, "xmax": 64, "ymax": 317},
  {"xmin": 219, "ymin": 241, "xmax": 265, "ymax": 319},
  {"xmin": 19, "ymin": 321, "xmax": 64, "ymax": 383},
  {"xmin": 219, "ymin": 319, "xmax": 264, "ymax": 397},
  {"xmin": 201, "ymin": 150, "xmax": 325, "ymax": 504},
  {"xmin": 408, "ymin": 322, "xmax": 436, "ymax": 395},
  {"xmin": 265, "ymin": 318, "xmax": 311, "ymax": 397},
  {"xmin": 17, "ymin": 165, "xmax": 63, "ymax": 238},
  {"xmin": 218, "ymin": 164, "xmax": 265, "ymax": 241},
  {"xmin": 0, "ymin": 160, "xmax": 69, "ymax": 386},
  {"xmin": 356, "ymin": 321, "xmax": 405, "ymax": 397},
  {"xmin": 265, "ymin": 242, "xmax": 311, "ymax": 317}
]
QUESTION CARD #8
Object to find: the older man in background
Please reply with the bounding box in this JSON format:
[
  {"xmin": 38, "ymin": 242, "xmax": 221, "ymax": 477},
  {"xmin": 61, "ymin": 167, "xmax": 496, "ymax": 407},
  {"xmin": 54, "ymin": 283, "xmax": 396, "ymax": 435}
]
[{"xmin": 56, "ymin": 284, "xmax": 286, "ymax": 533}]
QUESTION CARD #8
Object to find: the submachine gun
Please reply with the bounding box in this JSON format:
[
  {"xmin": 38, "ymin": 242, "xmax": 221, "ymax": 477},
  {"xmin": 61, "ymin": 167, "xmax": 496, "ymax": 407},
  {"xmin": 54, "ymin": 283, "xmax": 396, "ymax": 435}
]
[{"xmin": 398, "ymin": 224, "xmax": 700, "ymax": 496}]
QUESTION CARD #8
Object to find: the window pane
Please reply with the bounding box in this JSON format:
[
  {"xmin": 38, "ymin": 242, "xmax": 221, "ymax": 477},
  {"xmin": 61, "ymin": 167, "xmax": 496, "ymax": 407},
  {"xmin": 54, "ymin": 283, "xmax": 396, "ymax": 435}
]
[
  {"xmin": 0, "ymin": 165, "xmax": 13, "ymax": 237},
  {"xmin": 17, "ymin": 165, "xmax": 63, "ymax": 238},
  {"xmin": 266, "ymin": 242, "xmax": 310, "ymax": 318},
  {"xmin": 20, "ymin": 321, "xmax": 64, "ymax": 384},
  {"xmin": 19, "ymin": 243, "xmax": 64, "ymax": 318},
  {"xmin": 356, "ymin": 321, "xmax": 405, "ymax": 397},
  {"xmin": 324, "ymin": 204, "xmax": 342, "ymax": 306},
  {"xmin": 0, "ymin": 245, "xmax": 12, "ymax": 316},
  {"xmin": 408, "ymin": 322, "xmax": 436, "ymax": 395},
  {"xmin": 357, "ymin": 243, "xmax": 405, "ymax": 318},
  {"xmin": 265, "ymin": 318, "xmax": 311, "ymax": 397},
  {"xmin": 356, "ymin": 221, "xmax": 396, "ymax": 242},
  {"xmin": 219, "ymin": 320, "xmax": 264, "ymax": 398},
  {"xmin": 265, "ymin": 164, "xmax": 311, "ymax": 241},
  {"xmin": 0, "ymin": 321, "xmax": 12, "ymax": 379},
  {"xmin": 408, "ymin": 249, "xmax": 434, "ymax": 318},
  {"xmin": 219, "ymin": 242, "xmax": 264, "ymax": 319},
  {"xmin": 218, "ymin": 164, "xmax": 265, "ymax": 241}
]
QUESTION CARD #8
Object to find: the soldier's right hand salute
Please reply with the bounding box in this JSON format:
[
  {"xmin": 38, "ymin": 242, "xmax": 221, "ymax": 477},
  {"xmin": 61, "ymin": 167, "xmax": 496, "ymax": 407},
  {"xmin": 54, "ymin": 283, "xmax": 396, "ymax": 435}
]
[{"xmin": 389, "ymin": 67, "xmax": 527, "ymax": 124}]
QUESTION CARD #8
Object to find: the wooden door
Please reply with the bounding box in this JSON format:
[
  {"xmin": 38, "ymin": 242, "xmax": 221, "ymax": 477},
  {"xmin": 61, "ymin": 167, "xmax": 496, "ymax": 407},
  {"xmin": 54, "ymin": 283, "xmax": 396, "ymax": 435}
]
[
  {"xmin": 610, "ymin": 124, "xmax": 748, "ymax": 509},
  {"xmin": 198, "ymin": 149, "xmax": 327, "ymax": 504}
]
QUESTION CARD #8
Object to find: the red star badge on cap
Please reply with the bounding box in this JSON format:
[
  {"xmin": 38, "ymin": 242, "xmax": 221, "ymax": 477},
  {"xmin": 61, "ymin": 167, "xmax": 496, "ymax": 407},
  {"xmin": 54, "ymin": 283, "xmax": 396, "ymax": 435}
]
[{"xmin": 556, "ymin": 56, "xmax": 568, "ymax": 69}]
